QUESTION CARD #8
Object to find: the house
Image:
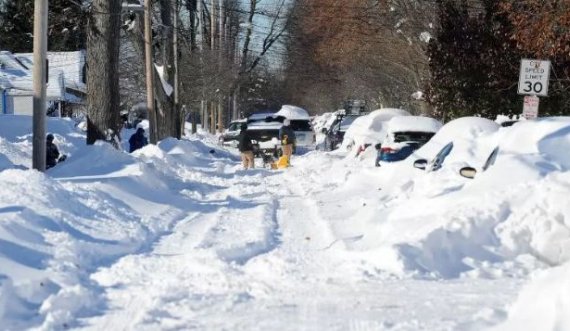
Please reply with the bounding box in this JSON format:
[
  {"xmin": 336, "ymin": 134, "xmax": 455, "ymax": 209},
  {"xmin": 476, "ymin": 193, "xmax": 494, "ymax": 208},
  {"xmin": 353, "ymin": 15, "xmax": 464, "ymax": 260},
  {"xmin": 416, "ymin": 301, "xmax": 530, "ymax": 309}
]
[{"xmin": 0, "ymin": 50, "xmax": 87, "ymax": 117}]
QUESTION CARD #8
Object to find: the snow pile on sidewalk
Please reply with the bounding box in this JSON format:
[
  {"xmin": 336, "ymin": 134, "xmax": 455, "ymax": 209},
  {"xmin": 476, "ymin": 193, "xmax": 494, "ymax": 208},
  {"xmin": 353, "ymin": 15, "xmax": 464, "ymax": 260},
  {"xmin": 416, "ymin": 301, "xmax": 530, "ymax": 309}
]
[
  {"xmin": 488, "ymin": 262, "xmax": 570, "ymax": 331},
  {"xmin": 0, "ymin": 115, "xmax": 236, "ymax": 330}
]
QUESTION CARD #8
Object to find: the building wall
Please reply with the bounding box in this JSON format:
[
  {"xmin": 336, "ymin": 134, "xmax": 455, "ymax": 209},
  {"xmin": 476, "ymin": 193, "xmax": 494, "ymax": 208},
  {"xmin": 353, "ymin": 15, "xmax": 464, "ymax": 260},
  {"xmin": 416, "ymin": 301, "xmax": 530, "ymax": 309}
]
[
  {"xmin": 0, "ymin": 90, "xmax": 4, "ymax": 114},
  {"xmin": 5, "ymin": 95, "xmax": 34, "ymax": 115}
]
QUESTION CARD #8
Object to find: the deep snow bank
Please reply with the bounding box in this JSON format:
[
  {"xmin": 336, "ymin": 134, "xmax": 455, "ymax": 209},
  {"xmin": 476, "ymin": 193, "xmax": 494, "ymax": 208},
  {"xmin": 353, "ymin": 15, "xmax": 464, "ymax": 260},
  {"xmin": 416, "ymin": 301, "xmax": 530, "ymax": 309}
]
[
  {"xmin": 489, "ymin": 262, "xmax": 570, "ymax": 331},
  {"xmin": 382, "ymin": 118, "xmax": 570, "ymax": 278},
  {"xmin": 0, "ymin": 115, "xmax": 235, "ymax": 329}
]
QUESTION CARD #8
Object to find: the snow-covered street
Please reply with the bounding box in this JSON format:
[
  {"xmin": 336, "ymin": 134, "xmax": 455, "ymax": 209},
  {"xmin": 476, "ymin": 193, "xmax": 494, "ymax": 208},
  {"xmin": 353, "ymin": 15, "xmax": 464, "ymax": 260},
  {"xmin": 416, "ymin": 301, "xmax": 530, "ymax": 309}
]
[
  {"xmin": 77, "ymin": 153, "xmax": 522, "ymax": 331},
  {"xmin": 2, "ymin": 116, "xmax": 570, "ymax": 330},
  {"xmin": 2, "ymin": 0, "xmax": 569, "ymax": 329}
]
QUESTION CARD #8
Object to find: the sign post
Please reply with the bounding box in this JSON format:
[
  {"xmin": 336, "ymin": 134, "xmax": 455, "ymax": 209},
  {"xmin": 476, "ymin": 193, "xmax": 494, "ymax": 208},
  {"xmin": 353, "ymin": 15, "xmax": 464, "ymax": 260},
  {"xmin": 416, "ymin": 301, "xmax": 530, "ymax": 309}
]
[
  {"xmin": 522, "ymin": 95, "xmax": 539, "ymax": 119},
  {"xmin": 518, "ymin": 59, "xmax": 550, "ymax": 119}
]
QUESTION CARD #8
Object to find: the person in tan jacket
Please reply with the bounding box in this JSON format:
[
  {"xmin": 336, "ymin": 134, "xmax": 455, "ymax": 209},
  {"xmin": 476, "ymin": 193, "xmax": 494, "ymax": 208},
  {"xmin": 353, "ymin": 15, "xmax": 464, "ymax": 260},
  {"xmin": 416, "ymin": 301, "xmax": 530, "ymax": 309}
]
[{"xmin": 279, "ymin": 119, "xmax": 296, "ymax": 165}]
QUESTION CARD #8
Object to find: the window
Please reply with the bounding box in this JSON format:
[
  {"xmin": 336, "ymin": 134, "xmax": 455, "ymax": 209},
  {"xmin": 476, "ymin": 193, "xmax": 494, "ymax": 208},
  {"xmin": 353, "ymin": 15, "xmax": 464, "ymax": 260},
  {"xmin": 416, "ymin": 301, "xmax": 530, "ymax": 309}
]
[
  {"xmin": 393, "ymin": 131, "xmax": 435, "ymax": 144},
  {"xmin": 228, "ymin": 123, "xmax": 240, "ymax": 131},
  {"xmin": 290, "ymin": 120, "xmax": 312, "ymax": 131},
  {"xmin": 248, "ymin": 129, "xmax": 280, "ymax": 142},
  {"xmin": 429, "ymin": 142, "xmax": 454, "ymax": 171}
]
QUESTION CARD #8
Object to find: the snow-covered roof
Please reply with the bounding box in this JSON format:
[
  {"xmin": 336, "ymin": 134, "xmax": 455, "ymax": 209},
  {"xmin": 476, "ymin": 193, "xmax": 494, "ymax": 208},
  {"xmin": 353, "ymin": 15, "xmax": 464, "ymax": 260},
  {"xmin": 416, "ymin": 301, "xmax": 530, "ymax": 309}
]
[
  {"xmin": 0, "ymin": 51, "xmax": 66, "ymax": 100},
  {"xmin": 387, "ymin": 116, "xmax": 442, "ymax": 134},
  {"xmin": 275, "ymin": 105, "xmax": 310, "ymax": 120},
  {"xmin": 17, "ymin": 51, "xmax": 86, "ymax": 93}
]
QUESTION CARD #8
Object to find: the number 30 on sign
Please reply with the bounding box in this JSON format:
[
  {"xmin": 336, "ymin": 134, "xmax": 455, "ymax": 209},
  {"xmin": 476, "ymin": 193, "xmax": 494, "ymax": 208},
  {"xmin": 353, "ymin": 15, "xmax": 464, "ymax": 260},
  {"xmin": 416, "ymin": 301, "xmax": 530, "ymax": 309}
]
[{"xmin": 518, "ymin": 59, "xmax": 551, "ymax": 97}]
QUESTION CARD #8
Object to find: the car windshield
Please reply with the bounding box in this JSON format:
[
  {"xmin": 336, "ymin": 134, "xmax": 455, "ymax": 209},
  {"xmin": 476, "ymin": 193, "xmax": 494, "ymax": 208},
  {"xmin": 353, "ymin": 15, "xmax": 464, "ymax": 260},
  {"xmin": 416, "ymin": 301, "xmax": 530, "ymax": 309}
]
[
  {"xmin": 332, "ymin": 115, "xmax": 358, "ymax": 132},
  {"xmin": 482, "ymin": 146, "xmax": 499, "ymax": 171},
  {"xmin": 290, "ymin": 120, "xmax": 312, "ymax": 131},
  {"xmin": 247, "ymin": 112, "xmax": 277, "ymax": 124},
  {"xmin": 430, "ymin": 142, "xmax": 454, "ymax": 171},
  {"xmin": 393, "ymin": 131, "xmax": 435, "ymax": 144},
  {"xmin": 228, "ymin": 123, "xmax": 241, "ymax": 131}
]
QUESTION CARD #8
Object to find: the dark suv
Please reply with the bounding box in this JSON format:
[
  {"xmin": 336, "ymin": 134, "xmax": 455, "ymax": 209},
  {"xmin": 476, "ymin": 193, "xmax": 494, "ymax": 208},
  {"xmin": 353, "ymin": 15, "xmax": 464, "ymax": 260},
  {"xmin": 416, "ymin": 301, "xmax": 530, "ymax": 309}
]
[{"xmin": 323, "ymin": 114, "xmax": 360, "ymax": 151}]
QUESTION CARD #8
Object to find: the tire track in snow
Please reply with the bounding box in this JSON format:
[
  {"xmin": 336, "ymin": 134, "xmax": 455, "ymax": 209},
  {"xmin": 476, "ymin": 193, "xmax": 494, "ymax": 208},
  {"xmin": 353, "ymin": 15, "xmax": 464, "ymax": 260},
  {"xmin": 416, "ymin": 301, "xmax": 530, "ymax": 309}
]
[{"xmin": 76, "ymin": 167, "xmax": 284, "ymax": 330}]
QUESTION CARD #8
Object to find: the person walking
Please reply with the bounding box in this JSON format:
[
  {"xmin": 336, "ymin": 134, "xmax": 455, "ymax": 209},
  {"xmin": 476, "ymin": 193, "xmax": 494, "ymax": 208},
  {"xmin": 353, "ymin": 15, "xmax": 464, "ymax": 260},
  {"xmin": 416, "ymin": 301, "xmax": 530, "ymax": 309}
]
[
  {"xmin": 129, "ymin": 127, "xmax": 148, "ymax": 153},
  {"xmin": 237, "ymin": 123, "xmax": 255, "ymax": 169},
  {"xmin": 279, "ymin": 119, "xmax": 296, "ymax": 164}
]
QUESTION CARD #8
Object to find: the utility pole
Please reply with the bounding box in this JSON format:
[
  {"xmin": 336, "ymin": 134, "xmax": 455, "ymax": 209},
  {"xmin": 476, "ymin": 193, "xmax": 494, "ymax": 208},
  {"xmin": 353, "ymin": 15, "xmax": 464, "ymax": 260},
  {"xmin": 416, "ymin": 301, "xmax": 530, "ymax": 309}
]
[
  {"xmin": 173, "ymin": 0, "xmax": 180, "ymax": 138},
  {"xmin": 208, "ymin": 0, "xmax": 216, "ymax": 133},
  {"xmin": 196, "ymin": 0, "xmax": 203, "ymax": 134},
  {"xmin": 144, "ymin": 0, "xmax": 157, "ymax": 143},
  {"xmin": 217, "ymin": 0, "xmax": 224, "ymax": 133},
  {"xmin": 32, "ymin": 0, "xmax": 48, "ymax": 172}
]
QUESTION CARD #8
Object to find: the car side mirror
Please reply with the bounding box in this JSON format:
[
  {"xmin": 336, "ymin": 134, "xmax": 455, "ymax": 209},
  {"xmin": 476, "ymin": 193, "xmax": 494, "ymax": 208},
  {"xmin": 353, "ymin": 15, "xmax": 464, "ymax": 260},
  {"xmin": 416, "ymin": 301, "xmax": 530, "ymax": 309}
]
[
  {"xmin": 459, "ymin": 167, "xmax": 477, "ymax": 179},
  {"xmin": 413, "ymin": 159, "xmax": 428, "ymax": 170}
]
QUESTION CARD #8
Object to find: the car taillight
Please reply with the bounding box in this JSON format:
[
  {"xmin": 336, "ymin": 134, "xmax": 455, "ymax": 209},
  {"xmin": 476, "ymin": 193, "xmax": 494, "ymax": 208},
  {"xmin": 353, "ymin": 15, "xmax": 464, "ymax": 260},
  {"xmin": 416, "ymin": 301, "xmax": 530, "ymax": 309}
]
[{"xmin": 381, "ymin": 147, "xmax": 399, "ymax": 154}]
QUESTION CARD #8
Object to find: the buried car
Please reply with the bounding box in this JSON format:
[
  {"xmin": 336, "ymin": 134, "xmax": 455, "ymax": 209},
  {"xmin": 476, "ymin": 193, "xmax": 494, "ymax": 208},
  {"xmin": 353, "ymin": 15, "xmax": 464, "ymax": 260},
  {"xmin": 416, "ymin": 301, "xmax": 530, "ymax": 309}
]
[
  {"xmin": 275, "ymin": 105, "xmax": 316, "ymax": 148},
  {"xmin": 219, "ymin": 119, "xmax": 246, "ymax": 147},
  {"xmin": 323, "ymin": 113, "xmax": 361, "ymax": 151},
  {"xmin": 246, "ymin": 120, "xmax": 283, "ymax": 157},
  {"xmin": 455, "ymin": 117, "xmax": 570, "ymax": 179},
  {"xmin": 337, "ymin": 108, "xmax": 412, "ymax": 152},
  {"xmin": 411, "ymin": 116, "xmax": 570, "ymax": 179},
  {"xmin": 410, "ymin": 117, "xmax": 501, "ymax": 173},
  {"xmin": 379, "ymin": 116, "xmax": 442, "ymax": 162}
]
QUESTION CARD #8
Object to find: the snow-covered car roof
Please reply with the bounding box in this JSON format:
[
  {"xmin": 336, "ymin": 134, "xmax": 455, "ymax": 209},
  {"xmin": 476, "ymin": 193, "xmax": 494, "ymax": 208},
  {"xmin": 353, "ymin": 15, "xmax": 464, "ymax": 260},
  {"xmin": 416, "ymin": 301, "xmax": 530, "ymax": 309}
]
[
  {"xmin": 247, "ymin": 121, "xmax": 283, "ymax": 130},
  {"xmin": 387, "ymin": 116, "xmax": 443, "ymax": 134},
  {"xmin": 497, "ymin": 116, "xmax": 570, "ymax": 169},
  {"xmin": 275, "ymin": 105, "xmax": 310, "ymax": 120},
  {"xmin": 413, "ymin": 117, "xmax": 500, "ymax": 169},
  {"xmin": 248, "ymin": 112, "xmax": 276, "ymax": 122},
  {"xmin": 342, "ymin": 108, "xmax": 412, "ymax": 148}
]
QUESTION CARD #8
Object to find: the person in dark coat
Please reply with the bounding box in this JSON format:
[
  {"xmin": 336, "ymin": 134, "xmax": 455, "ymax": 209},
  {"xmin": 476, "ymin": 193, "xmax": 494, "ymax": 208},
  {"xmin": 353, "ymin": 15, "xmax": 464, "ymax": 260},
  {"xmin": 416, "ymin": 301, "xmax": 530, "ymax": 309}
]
[
  {"xmin": 237, "ymin": 123, "xmax": 254, "ymax": 169},
  {"xmin": 129, "ymin": 127, "xmax": 148, "ymax": 153},
  {"xmin": 46, "ymin": 134, "xmax": 60, "ymax": 169}
]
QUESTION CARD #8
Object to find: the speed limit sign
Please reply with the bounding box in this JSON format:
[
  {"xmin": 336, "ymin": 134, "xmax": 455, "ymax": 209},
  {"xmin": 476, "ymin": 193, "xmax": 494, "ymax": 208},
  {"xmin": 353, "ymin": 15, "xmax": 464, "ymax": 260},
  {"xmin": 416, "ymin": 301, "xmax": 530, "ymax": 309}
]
[{"xmin": 518, "ymin": 59, "xmax": 551, "ymax": 97}]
